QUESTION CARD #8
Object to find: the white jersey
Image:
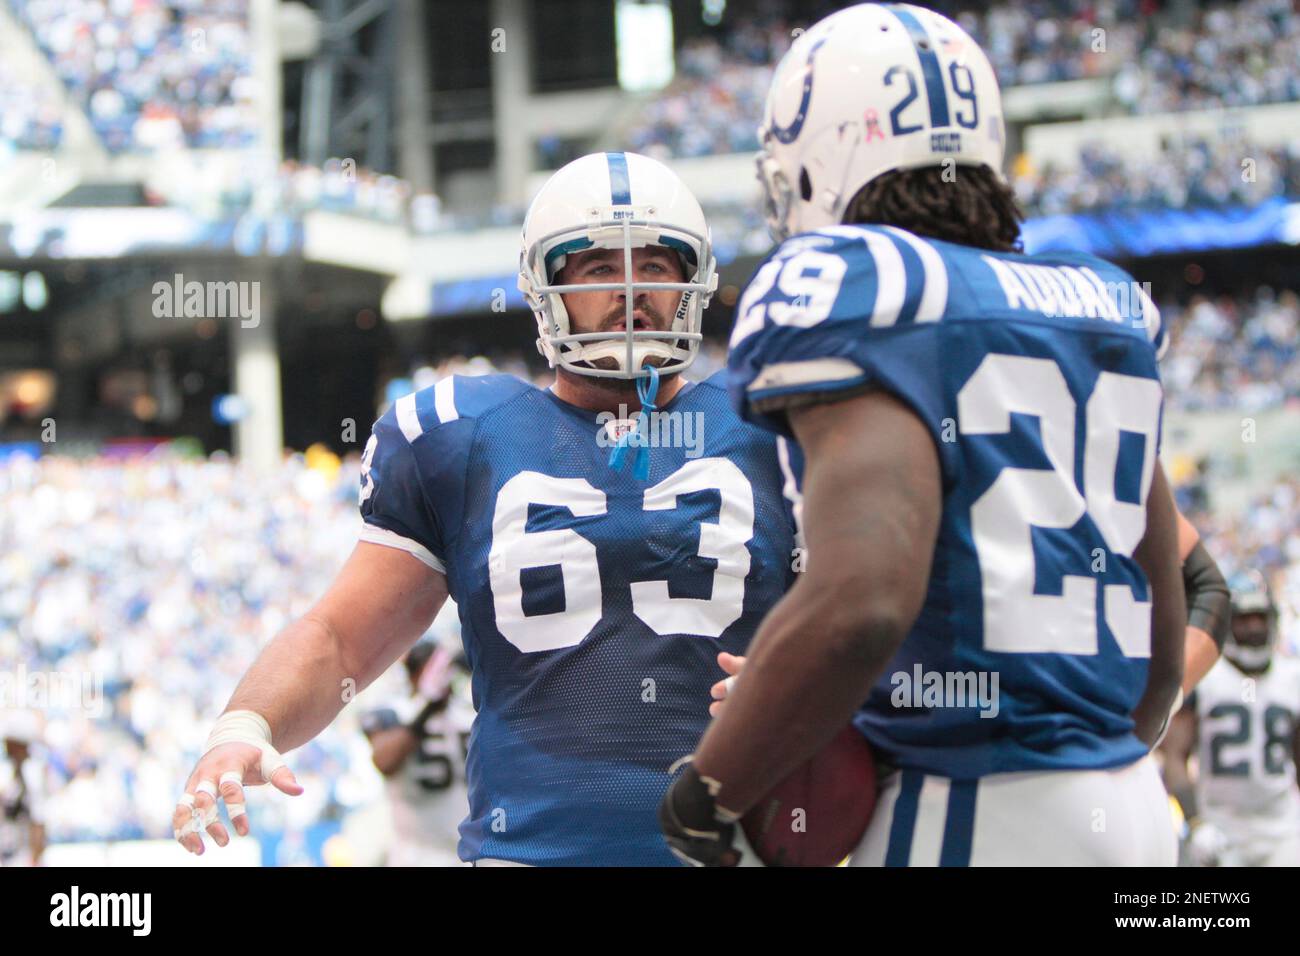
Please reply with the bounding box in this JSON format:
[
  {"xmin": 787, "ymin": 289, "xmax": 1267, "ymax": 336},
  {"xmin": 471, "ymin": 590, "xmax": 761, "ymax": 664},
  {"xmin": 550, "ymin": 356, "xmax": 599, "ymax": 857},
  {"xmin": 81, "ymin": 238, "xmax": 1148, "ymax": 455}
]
[
  {"xmin": 383, "ymin": 682, "xmax": 473, "ymax": 866},
  {"xmin": 1194, "ymin": 655, "xmax": 1300, "ymax": 844}
]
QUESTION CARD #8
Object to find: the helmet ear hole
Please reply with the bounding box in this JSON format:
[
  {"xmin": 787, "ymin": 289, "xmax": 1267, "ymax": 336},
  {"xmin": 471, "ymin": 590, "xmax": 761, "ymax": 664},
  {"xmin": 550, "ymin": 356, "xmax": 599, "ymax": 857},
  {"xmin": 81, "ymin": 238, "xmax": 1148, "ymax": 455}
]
[{"xmin": 799, "ymin": 167, "xmax": 813, "ymax": 202}]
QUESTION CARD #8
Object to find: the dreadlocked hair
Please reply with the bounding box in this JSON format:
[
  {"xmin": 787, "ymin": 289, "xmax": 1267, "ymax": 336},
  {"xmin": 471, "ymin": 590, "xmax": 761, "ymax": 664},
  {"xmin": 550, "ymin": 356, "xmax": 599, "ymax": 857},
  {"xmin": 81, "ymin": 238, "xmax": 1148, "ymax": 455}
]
[{"xmin": 841, "ymin": 164, "xmax": 1023, "ymax": 253}]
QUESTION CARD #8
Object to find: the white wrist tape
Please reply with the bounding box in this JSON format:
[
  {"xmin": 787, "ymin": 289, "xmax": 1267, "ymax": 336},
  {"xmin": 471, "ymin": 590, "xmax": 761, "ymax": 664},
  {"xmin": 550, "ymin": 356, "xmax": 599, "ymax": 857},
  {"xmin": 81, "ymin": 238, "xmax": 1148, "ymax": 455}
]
[{"xmin": 204, "ymin": 710, "xmax": 286, "ymax": 783}]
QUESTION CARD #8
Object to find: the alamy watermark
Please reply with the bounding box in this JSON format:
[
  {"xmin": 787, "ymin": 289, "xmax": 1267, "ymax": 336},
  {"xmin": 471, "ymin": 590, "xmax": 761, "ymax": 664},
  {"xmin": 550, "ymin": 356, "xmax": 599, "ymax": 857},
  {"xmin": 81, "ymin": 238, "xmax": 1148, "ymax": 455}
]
[
  {"xmin": 152, "ymin": 273, "xmax": 260, "ymax": 328},
  {"xmin": 1, "ymin": 664, "xmax": 104, "ymax": 718},
  {"xmin": 595, "ymin": 406, "xmax": 705, "ymax": 459},
  {"xmin": 890, "ymin": 664, "xmax": 1000, "ymax": 719}
]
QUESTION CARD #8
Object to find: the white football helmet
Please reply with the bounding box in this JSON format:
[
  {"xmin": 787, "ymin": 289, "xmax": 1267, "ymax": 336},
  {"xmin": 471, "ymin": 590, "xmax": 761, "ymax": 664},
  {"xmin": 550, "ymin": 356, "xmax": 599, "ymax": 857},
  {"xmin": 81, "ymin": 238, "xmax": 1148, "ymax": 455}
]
[
  {"xmin": 518, "ymin": 151, "xmax": 718, "ymax": 379},
  {"xmin": 757, "ymin": 3, "xmax": 1005, "ymax": 242}
]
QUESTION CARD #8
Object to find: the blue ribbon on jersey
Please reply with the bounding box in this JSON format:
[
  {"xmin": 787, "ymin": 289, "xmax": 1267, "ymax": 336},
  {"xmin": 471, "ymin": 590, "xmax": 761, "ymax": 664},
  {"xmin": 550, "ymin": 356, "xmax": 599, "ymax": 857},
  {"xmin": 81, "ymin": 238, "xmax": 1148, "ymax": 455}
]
[{"xmin": 608, "ymin": 365, "xmax": 659, "ymax": 480}]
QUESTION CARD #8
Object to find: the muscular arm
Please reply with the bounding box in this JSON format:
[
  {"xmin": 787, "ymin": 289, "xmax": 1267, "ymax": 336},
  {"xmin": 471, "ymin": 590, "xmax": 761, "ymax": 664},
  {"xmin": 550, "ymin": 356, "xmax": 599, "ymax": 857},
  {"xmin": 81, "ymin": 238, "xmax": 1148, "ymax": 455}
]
[
  {"xmin": 692, "ymin": 391, "xmax": 941, "ymax": 814},
  {"xmin": 1159, "ymin": 704, "xmax": 1199, "ymax": 818},
  {"xmin": 1177, "ymin": 511, "xmax": 1230, "ymax": 694},
  {"xmin": 224, "ymin": 541, "xmax": 448, "ymax": 753},
  {"xmin": 1130, "ymin": 463, "xmax": 1187, "ymax": 747}
]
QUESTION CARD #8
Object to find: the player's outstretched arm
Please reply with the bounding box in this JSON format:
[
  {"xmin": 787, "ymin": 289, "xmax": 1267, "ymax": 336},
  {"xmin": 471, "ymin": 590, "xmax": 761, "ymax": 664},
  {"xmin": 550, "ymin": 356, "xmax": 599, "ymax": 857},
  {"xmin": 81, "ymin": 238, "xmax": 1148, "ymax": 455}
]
[
  {"xmin": 174, "ymin": 542, "xmax": 448, "ymax": 854},
  {"xmin": 1130, "ymin": 463, "xmax": 1187, "ymax": 747},
  {"xmin": 680, "ymin": 390, "xmax": 941, "ymax": 819}
]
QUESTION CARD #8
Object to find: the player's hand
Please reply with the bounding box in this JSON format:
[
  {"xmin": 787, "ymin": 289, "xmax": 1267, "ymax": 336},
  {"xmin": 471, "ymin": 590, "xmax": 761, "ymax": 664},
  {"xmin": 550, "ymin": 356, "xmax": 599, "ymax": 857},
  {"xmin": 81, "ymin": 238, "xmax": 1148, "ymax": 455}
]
[
  {"xmin": 708, "ymin": 652, "xmax": 746, "ymax": 717},
  {"xmin": 658, "ymin": 760, "xmax": 741, "ymax": 867},
  {"xmin": 173, "ymin": 742, "xmax": 303, "ymax": 856}
]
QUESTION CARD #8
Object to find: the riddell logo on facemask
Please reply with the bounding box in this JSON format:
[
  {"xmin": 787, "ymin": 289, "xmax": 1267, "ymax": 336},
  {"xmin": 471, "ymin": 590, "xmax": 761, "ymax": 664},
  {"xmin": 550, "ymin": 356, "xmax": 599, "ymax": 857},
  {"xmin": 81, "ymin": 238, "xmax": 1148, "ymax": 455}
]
[{"xmin": 674, "ymin": 290, "xmax": 693, "ymax": 323}]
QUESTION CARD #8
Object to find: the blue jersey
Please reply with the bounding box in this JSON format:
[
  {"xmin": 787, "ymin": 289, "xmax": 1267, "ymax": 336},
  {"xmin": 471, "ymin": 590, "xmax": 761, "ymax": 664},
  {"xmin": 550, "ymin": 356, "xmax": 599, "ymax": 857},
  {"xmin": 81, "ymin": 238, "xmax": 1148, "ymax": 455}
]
[
  {"xmin": 359, "ymin": 371, "xmax": 796, "ymax": 864},
  {"xmin": 727, "ymin": 224, "xmax": 1168, "ymax": 779}
]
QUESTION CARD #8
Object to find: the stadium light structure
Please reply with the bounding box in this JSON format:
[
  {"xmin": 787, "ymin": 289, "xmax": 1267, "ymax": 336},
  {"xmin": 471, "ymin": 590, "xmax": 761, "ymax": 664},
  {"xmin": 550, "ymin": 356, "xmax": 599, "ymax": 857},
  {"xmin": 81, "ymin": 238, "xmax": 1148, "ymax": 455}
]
[{"xmin": 616, "ymin": 0, "xmax": 675, "ymax": 92}]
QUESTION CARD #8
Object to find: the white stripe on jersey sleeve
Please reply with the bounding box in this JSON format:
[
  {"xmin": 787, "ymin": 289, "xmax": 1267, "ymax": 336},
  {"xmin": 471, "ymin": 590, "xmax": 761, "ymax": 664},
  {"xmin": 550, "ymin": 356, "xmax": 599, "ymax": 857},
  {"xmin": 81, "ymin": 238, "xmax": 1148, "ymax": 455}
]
[
  {"xmin": 395, "ymin": 392, "xmax": 422, "ymax": 443},
  {"xmin": 434, "ymin": 377, "xmax": 459, "ymax": 423},
  {"xmin": 819, "ymin": 225, "xmax": 906, "ymax": 327},
  {"xmin": 860, "ymin": 229, "xmax": 906, "ymax": 327},
  {"xmin": 882, "ymin": 227, "xmax": 948, "ymax": 323},
  {"xmin": 1135, "ymin": 283, "xmax": 1166, "ymax": 359},
  {"xmin": 359, "ymin": 524, "xmax": 447, "ymax": 573}
]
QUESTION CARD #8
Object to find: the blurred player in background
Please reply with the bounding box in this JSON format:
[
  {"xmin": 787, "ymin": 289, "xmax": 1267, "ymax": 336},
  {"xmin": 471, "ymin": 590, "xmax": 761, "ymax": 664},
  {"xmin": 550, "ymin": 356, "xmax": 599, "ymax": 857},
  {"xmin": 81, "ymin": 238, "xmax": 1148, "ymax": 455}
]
[
  {"xmin": 1162, "ymin": 573, "xmax": 1300, "ymax": 866},
  {"xmin": 0, "ymin": 712, "xmax": 46, "ymax": 867},
  {"xmin": 362, "ymin": 626, "xmax": 472, "ymax": 867},
  {"xmin": 174, "ymin": 152, "xmax": 798, "ymax": 865},
  {"xmin": 661, "ymin": 3, "xmax": 1186, "ymax": 867}
]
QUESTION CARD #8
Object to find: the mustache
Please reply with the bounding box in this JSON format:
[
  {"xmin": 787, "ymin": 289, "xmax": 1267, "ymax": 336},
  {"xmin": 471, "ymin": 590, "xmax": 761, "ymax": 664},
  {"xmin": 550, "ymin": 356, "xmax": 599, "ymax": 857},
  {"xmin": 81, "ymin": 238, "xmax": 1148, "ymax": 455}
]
[{"xmin": 600, "ymin": 302, "xmax": 667, "ymax": 331}]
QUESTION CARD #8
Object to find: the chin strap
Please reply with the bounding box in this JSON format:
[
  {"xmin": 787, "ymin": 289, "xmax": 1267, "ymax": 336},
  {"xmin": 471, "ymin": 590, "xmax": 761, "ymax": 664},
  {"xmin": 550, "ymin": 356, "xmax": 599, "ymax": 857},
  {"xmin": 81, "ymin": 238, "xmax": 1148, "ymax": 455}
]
[{"xmin": 608, "ymin": 365, "xmax": 660, "ymax": 480}]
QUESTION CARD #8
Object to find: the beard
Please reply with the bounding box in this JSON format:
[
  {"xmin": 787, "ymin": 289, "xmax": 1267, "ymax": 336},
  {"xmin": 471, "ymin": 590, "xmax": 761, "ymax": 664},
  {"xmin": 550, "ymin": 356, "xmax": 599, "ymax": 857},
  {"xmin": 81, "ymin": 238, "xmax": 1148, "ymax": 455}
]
[{"xmin": 569, "ymin": 299, "xmax": 677, "ymax": 374}]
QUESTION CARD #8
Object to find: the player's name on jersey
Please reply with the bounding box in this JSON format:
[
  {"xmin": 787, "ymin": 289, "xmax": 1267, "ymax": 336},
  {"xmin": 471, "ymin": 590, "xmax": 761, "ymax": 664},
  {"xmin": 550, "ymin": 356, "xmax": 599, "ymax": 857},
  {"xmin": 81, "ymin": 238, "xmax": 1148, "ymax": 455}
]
[
  {"xmin": 889, "ymin": 663, "xmax": 1000, "ymax": 718},
  {"xmin": 982, "ymin": 256, "xmax": 1152, "ymax": 328}
]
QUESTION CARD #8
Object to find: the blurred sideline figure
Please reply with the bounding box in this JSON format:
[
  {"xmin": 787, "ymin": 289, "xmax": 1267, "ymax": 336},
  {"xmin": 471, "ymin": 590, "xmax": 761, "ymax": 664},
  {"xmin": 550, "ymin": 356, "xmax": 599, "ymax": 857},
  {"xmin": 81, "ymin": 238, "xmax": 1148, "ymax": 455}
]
[
  {"xmin": 0, "ymin": 711, "xmax": 46, "ymax": 867},
  {"xmin": 362, "ymin": 611, "xmax": 471, "ymax": 867},
  {"xmin": 1162, "ymin": 572, "xmax": 1300, "ymax": 866}
]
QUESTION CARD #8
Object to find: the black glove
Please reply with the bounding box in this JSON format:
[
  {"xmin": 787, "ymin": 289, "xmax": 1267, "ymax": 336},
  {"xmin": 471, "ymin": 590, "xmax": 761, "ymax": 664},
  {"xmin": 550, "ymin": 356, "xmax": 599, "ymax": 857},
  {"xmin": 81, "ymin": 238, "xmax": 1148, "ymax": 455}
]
[{"xmin": 658, "ymin": 760, "xmax": 741, "ymax": 867}]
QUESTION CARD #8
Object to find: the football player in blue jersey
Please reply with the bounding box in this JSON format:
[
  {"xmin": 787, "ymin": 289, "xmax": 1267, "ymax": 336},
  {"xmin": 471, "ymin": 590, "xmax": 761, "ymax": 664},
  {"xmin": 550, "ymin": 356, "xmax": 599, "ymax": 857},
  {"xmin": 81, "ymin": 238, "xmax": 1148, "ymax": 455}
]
[
  {"xmin": 172, "ymin": 152, "xmax": 798, "ymax": 865},
  {"xmin": 660, "ymin": 3, "xmax": 1190, "ymax": 867}
]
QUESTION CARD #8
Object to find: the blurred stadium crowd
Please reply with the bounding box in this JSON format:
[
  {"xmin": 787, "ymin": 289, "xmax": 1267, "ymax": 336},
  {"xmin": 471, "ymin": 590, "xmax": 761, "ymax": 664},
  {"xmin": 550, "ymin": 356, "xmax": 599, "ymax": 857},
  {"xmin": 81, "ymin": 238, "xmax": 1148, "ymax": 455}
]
[
  {"xmin": 0, "ymin": 450, "xmax": 382, "ymax": 852},
  {"xmin": 9, "ymin": 0, "xmax": 257, "ymax": 152},
  {"xmin": 148, "ymin": 128, "xmax": 1300, "ymax": 239},
  {"xmin": 1014, "ymin": 136, "xmax": 1300, "ymax": 216},
  {"xmin": 1163, "ymin": 288, "xmax": 1300, "ymax": 412},
  {"xmin": 625, "ymin": 0, "xmax": 1300, "ymax": 159},
  {"xmin": 4, "ymin": 0, "xmax": 1299, "ymax": 228}
]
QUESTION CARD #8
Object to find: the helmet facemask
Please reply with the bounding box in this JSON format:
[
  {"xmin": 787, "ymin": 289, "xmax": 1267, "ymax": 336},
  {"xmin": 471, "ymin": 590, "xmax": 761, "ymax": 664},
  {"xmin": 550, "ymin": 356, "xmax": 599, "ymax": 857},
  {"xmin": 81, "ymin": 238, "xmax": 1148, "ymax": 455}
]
[
  {"xmin": 1224, "ymin": 603, "xmax": 1279, "ymax": 671},
  {"xmin": 756, "ymin": 147, "xmax": 795, "ymax": 244},
  {"xmin": 520, "ymin": 214, "xmax": 717, "ymax": 380}
]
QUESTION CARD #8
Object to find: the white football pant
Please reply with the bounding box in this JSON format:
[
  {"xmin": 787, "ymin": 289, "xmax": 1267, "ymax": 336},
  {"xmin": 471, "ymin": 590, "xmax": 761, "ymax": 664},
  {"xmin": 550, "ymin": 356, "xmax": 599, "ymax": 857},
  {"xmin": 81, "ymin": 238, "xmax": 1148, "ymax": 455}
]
[{"xmin": 852, "ymin": 755, "xmax": 1176, "ymax": 866}]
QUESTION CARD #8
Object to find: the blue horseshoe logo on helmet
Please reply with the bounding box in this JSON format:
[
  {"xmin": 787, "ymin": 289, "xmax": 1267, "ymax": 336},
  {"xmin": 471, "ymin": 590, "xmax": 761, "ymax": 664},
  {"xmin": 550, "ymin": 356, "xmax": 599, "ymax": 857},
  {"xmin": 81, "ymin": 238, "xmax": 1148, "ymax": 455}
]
[{"xmin": 769, "ymin": 35, "xmax": 827, "ymax": 145}]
